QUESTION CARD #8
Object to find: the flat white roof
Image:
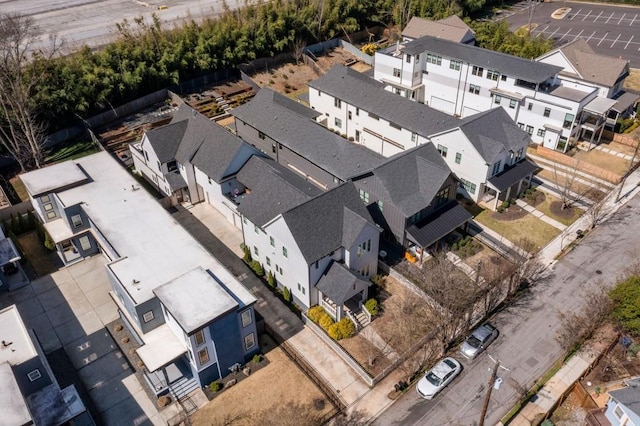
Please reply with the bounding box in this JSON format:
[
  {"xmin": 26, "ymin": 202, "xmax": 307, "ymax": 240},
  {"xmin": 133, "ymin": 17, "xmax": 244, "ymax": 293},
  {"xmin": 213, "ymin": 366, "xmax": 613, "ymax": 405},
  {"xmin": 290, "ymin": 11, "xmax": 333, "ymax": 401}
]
[
  {"xmin": 155, "ymin": 267, "xmax": 238, "ymax": 334},
  {"xmin": 43, "ymin": 219, "xmax": 76, "ymax": 244},
  {"xmin": 20, "ymin": 160, "xmax": 88, "ymax": 197},
  {"xmin": 136, "ymin": 324, "xmax": 187, "ymax": 372},
  {"xmin": 0, "ymin": 305, "xmax": 37, "ymax": 366},
  {"xmin": 584, "ymin": 96, "xmax": 617, "ymax": 115},
  {"xmin": 0, "ymin": 362, "xmax": 32, "ymax": 426},
  {"xmin": 21, "ymin": 152, "xmax": 256, "ymax": 309}
]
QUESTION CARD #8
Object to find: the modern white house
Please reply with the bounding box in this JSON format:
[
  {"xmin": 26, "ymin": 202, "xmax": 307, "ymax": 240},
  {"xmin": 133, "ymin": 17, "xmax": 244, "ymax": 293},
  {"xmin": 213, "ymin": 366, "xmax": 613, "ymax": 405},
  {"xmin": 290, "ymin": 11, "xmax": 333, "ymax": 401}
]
[
  {"xmin": 1, "ymin": 304, "xmax": 89, "ymax": 425},
  {"xmin": 401, "ymin": 15, "xmax": 475, "ymax": 44},
  {"xmin": 309, "ymin": 65, "xmax": 536, "ymax": 210},
  {"xmin": 21, "ymin": 152, "xmax": 259, "ymax": 399},
  {"xmin": 373, "ymin": 35, "xmax": 629, "ymax": 150}
]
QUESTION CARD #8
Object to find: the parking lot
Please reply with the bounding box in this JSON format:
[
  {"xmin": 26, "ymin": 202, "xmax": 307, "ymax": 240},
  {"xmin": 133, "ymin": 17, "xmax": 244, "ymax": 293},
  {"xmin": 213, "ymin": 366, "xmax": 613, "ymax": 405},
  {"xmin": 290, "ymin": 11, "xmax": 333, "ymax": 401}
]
[{"xmin": 504, "ymin": 1, "xmax": 640, "ymax": 68}]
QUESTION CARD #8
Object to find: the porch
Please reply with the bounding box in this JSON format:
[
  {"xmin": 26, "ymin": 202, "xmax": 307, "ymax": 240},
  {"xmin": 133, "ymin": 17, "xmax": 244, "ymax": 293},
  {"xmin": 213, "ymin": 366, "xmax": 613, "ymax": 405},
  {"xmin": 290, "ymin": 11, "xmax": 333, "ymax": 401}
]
[
  {"xmin": 484, "ymin": 159, "xmax": 539, "ymax": 211},
  {"xmin": 579, "ymin": 97, "xmax": 618, "ymax": 148},
  {"xmin": 316, "ymin": 261, "xmax": 370, "ymax": 328},
  {"xmin": 144, "ymin": 357, "xmax": 199, "ymax": 400}
]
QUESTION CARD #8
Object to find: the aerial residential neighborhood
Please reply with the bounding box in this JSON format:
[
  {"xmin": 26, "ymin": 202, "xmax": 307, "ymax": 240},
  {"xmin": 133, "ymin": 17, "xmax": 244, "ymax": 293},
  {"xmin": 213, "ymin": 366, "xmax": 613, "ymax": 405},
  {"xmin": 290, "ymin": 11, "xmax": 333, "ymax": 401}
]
[{"xmin": 1, "ymin": 1, "xmax": 640, "ymax": 425}]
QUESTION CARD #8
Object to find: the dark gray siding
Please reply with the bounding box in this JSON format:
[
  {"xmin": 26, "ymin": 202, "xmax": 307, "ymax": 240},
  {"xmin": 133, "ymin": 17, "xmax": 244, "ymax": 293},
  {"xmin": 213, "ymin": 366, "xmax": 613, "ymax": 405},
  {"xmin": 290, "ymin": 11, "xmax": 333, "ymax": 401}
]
[
  {"xmin": 13, "ymin": 357, "xmax": 53, "ymax": 396},
  {"xmin": 136, "ymin": 298, "xmax": 165, "ymax": 334},
  {"xmin": 70, "ymin": 231, "xmax": 99, "ymax": 258},
  {"xmin": 62, "ymin": 204, "xmax": 91, "ymax": 234}
]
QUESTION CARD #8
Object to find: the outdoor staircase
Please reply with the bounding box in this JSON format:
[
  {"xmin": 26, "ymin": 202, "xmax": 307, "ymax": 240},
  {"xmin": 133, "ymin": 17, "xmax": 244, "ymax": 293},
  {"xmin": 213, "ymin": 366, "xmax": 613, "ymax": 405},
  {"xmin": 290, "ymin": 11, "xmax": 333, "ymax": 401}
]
[
  {"xmin": 215, "ymin": 96, "xmax": 232, "ymax": 115},
  {"xmin": 354, "ymin": 309, "xmax": 370, "ymax": 328},
  {"xmin": 170, "ymin": 376, "xmax": 200, "ymax": 401}
]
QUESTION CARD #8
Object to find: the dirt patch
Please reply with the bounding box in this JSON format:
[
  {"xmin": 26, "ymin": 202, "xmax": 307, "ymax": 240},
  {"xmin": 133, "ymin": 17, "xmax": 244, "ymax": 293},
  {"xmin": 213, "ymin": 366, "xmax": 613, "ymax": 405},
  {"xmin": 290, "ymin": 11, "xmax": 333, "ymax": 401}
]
[
  {"xmin": 190, "ymin": 334, "xmax": 333, "ymax": 425},
  {"xmin": 338, "ymin": 333, "xmax": 389, "ymax": 377},
  {"xmin": 250, "ymin": 62, "xmax": 318, "ymax": 97},
  {"xmin": 549, "ymin": 201, "xmax": 580, "ymax": 220},
  {"xmin": 464, "ymin": 245, "xmax": 514, "ymax": 275},
  {"xmin": 489, "ymin": 205, "xmax": 528, "ymax": 221},
  {"xmin": 582, "ymin": 343, "xmax": 640, "ymax": 390},
  {"xmin": 17, "ymin": 231, "xmax": 57, "ymax": 277}
]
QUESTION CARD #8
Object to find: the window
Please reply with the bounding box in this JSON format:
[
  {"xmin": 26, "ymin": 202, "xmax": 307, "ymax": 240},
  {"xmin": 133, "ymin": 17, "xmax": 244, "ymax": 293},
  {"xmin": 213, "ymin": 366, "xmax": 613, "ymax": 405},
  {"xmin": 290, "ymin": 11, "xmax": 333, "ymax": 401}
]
[
  {"xmin": 198, "ymin": 348, "xmax": 210, "ymax": 364},
  {"xmin": 525, "ymin": 125, "xmax": 534, "ymax": 136},
  {"xmin": 356, "ymin": 108, "xmax": 359, "ymax": 116},
  {"xmin": 272, "ymin": 143, "xmax": 276, "ymax": 153},
  {"xmin": 258, "ymin": 131, "xmax": 266, "ymax": 140},
  {"xmin": 359, "ymin": 189, "xmax": 370, "ymax": 203},
  {"xmin": 411, "ymin": 133, "xmax": 417, "ymax": 142},
  {"xmin": 543, "ymin": 108, "xmax": 551, "ymax": 118},
  {"xmin": 517, "ymin": 122, "xmax": 525, "ymax": 129},
  {"xmin": 334, "ymin": 98, "xmax": 341, "ymax": 108},
  {"xmin": 494, "ymin": 95, "xmax": 502, "ymax": 105},
  {"xmin": 208, "ymin": 176, "xmax": 213, "ymax": 184},
  {"xmin": 501, "ymin": 74, "xmax": 507, "ymax": 81},
  {"xmin": 455, "ymin": 152, "xmax": 462, "ymax": 164},
  {"xmin": 143, "ymin": 311, "xmax": 154, "ymax": 323},
  {"xmin": 357, "ymin": 239, "xmax": 372, "ymax": 256},
  {"xmin": 194, "ymin": 329, "xmax": 205, "ymax": 346},
  {"xmin": 282, "ymin": 246, "xmax": 288, "ymax": 258},
  {"xmin": 318, "ymin": 90, "xmax": 321, "ymax": 97},
  {"xmin": 254, "ymin": 225, "xmax": 259, "ymax": 234},
  {"xmin": 528, "ymin": 103, "xmax": 533, "ymax": 111},
  {"xmin": 275, "ymin": 264, "xmax": 283, "ymax": 275},
  {"xmin": 377, "ymin": 200, "xmax": 384, "ymax": 210},
  {"xmin": 437, "ymin": 144, "xmax": 448, "ymax": 158},
  {"xmin": 537, "ymin": 128, "xmax": 546, "ymax": 137},
  {"xmin": 426, "ymin": 54, "xmax": 441, "ymax": 65},
  {"xmin": 270, "ymin": 236, "xmax": 275, "ymax": 247},
  {"xmin": 355, "ymin": 130, "xmax": 361, "ymax": 142},
  {"xmin": 389, "ymin": 121, "xmax": 401, "ymax": 130},
  {"xmin": 563, "ymin": 113, "xmax": 575, "ymax": 129},
  {"xmin": 157, "ymin": 161, "xmax": 161, "ymax": 171},
  {"xmin": 369, "ymin": 112, "xmax": 379, "ymax": 120},
  {"xmin": 395, "ymin": 88, "xmax": 401, "ymax": 95},
  {"xmin": 515, "ymin": 148, "xmax": 524, "ymax": 161},
  {"xmin": 486, "ymin": 70, "xmax": 499, "ymax": 81},
  {"xmin": 509, "ymin": 99, "xmax": 517, "ymax": 109},
  {"xmin": 450, "ymin": 60, "xmax": 461, "ymax": 70},
  {"xmin": 79, "ymin": 236, "xmax": 91, "ymax": 251},
  {"xmin": 315, "ymin": 261, "xmax": 319, "ymax": 269},
  {"xmin": 348, "ymin": 111, "xmax": 352, "ymax": 120},
  {"xmin": 472, "ymin": 66, "xmax": 484, "ymax": 76},
  {"xmin": 406, "ymin": 54, "xmax": 411, "ymax": 63},
  {"xmin": 468, "ymin": 84, "xmax": 480, "ymax": 95},
  {"xmin": 71, "ymin": 214, "xmax": 83, "ymax": 228},
  {"xmin": 435, "ymin": 187, "xmax": 450, "ymax": 207},
  {"xmin": 243, "ymin": 217, "xmax": 247, "ymax": 225},
  {"xmin": 27, "ymin": 369, "xmax": 42, "ymax": 382},
  {"xmin": 241, "ymin": 310, "xmax": 252, "ymax": 327},
  {"xmin": 492, "ymin": 161, "xmax": 501, "ymax": 176},
  {"xmin": 460, "ymin": 178, "xmax": 477, "ymax": 194},
  {"xmin": 393, "ymin": 68, "xmax": 401, "ymax": 77},
  {"xmin": 335, "ymin": 118, "xmax": 342, "ymax": 128},
  {"xmin": 253, "ymin": 246, "xmax": 259, "ymax": 256},
  {"xmin": 144, "ymin": 150, "xmax": 149, "ymax": 161},
  {"xmin": 266, "ymin": 256, "xmax": 271, "ymax": 266},
  {"xmin": 245, "ymin": 333, "xmax": 256, "ymax": 350}
]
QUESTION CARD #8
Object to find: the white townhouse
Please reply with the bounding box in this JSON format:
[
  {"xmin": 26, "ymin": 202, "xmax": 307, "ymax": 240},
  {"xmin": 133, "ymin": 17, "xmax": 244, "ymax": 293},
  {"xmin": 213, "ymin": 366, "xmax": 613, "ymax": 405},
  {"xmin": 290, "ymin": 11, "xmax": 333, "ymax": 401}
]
[
  {"xmin": 373, "ymin": 35, "xmax": 624, "ymax": 151},
  {"xmin": 235, "ymin": 159, "xmax": 380, "ymax": 325},
  {"xmin": 308, "ymin": 66, "xmax": 536, "ymax": 210},
  {"xmin": 21, "ymin": 152, "xmax": 259, "ymax": 399}
]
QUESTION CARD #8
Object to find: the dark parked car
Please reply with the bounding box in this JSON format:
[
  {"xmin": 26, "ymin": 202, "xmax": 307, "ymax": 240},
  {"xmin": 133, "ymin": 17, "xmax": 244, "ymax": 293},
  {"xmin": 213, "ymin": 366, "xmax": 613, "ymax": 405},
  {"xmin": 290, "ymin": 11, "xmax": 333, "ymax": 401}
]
[{"xmin": 460, "ymin": 323, "xmax": 498, "ymax": 360}]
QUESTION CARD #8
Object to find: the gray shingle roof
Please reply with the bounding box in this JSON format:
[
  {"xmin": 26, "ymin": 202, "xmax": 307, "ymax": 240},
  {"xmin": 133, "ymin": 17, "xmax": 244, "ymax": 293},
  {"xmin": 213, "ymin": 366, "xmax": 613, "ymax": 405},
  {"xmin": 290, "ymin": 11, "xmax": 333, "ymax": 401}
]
[
  {"xmin": 354, "ymin": 143, "xmax": 452, "ymax": 217},
  {"xmin": 144, "ymin": 120, "xmax": 188, "ymax": 164},
  {"xmin": 402, "ymin": 16, "xmax": 475, "ymax": 43},
  {"xmin": 236, "ymin": 156, "xmax": 322, "ymax": 227},
  {"xmin": 164, "ymin": 171, "xmax": 188, "ymax": 191},
  {"xmin": 280, "ymin": 182, "xmax": 377, "ymax": 263},
  {"xmin": 171, "ymin": 104, "xmax": 211, "ymax": 165},
  {"xmin": 609, "ymin": 378, "xmax": 640, "ymax": 417},
  {"xmin": 456, "ymin": 107, "xmax": 531, "ymax": 162},
  {"xmin": 309, "ymin": 66, "xmax": 457, "ymax": 137},
  {"xmin": 316, "ymin": 261, "xmax": 370, "ymax": 305},
  {"xmin": 552, "ymin": 39, "xmax": 629, "ymax": 87},
  {"xmin": 190, "ymin": 127, "xmax": 247, "ymax": 183},
  {"xmin": 232, "ymin": 88, "xmax": 385, "ymax": 180},
  {"xmin": 403, "ymin": 36, "xmax": 562, "ymax": 83}
]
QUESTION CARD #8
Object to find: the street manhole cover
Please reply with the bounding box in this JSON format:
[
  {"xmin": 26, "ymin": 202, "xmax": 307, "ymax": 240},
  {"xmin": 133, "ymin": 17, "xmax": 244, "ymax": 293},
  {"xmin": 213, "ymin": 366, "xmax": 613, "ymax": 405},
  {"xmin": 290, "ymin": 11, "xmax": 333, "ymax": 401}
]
[{"xmin": 596, "ymin": 270, "xmax": 602, "ymax": 275}]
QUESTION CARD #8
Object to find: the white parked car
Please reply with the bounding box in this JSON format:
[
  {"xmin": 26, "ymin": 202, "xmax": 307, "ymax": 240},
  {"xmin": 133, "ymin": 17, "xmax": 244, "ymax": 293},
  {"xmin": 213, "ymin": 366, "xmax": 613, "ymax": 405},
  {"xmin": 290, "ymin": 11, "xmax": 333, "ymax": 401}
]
[
  {"xmin": 416, "ymin": 357, "xmax": 462, "ymax": 399},
  {"xmin": 460, "ymin": 323, "xmax": 499, "ymax": 360}
]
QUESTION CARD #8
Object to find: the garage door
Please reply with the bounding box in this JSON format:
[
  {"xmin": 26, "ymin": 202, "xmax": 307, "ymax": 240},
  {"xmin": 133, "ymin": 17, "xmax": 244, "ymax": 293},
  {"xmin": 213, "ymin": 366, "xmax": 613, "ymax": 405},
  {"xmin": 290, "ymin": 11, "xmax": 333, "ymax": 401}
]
[
  {"xmin": 463, "ymin": 106, "xmax": 481, "ymax": 117},
  {"xmin": 430, "ymin": 97, "xmax": 455, "ymax": 115}
]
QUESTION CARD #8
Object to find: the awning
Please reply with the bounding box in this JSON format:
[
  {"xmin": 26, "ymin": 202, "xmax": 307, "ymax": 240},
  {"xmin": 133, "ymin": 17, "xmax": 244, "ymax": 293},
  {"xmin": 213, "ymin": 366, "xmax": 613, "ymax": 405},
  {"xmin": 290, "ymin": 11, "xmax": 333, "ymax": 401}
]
[
  {"xmin": 583, "ymin": 97, "xmax": 617, "ymax": 115},
  {"xmin": 316, "ymin": 261, "xmax": 369, "ymax": 305},
  {"xmin": 406, "ymin": 203, "xmax": 472, "ymax": 248},
  {"xmin": 543, "ymin": 123, "xmax": 563, "ymax": 133},
  {"xmin": 488, "ymin": 159, "xmax": 538, "ymax": 192},
  {"xmin": 611, "ymin": 92, "xmax": 640, "ymax": 114},
  {"xmin": 136, "ymin": 324, "xmax": 187, "ymax": 372},
  {"xmin": 164, "ymin": 172, "xmax": 188, "ymax": 192},
  {"xmin": 489, "ymin": 87, "xmax": 526, "ymax": 101}
]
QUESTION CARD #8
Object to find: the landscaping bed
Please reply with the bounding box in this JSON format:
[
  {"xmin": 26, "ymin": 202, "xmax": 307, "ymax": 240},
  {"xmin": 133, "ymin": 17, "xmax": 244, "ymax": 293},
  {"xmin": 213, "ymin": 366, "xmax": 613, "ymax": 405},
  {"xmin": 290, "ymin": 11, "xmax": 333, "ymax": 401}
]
[{"xmin": 534, "ymin": 193, "xmax": 582, "ymax": 225}]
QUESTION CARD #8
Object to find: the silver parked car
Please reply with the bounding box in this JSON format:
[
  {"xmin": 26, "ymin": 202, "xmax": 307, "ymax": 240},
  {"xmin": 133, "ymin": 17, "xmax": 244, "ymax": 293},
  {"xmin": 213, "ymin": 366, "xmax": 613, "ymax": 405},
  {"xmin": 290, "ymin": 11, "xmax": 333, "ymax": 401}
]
[
  {"xmin": 416, "ymin": 357, "xmax": 462, "ymax": 399},
  {"xmin": 460, "ymin": 323, "xmax": 499, "ymax": 360}
]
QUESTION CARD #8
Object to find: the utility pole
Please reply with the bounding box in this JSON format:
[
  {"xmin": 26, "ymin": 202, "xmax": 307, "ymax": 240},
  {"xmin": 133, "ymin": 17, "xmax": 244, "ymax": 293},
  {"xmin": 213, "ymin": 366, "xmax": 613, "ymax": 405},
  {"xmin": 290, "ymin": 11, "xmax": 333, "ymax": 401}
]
[{"xmin": 479, "ymin": 359, "xmax": 501, "ymax": 426}]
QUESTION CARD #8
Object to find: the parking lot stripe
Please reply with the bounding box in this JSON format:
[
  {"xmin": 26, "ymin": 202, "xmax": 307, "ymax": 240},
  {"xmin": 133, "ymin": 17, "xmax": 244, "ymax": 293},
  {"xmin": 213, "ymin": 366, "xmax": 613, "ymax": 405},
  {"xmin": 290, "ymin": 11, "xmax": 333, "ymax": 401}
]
[
  {"xmin": 586, "ymin": 31, "xmax": 597, "ymax": 42},
  {"xmin": 547, "ymin": 27, "xmax": 560, "ymax": 40},
  {"xmin": 611, "ymin": 33, "xmax": 621, "ymax": 48},
  {"xmin": 597, "ymin": 32, "xmax": 609, "ymax": 46},
  {"xmin": 560, "ymin": 29, "xmax": 572, "ymax": 41},
  {"xmin": 618, "ymin": 13, "xmax": 626, "ymax": 25},
  {"xmin": 582, "ymin": 10, "xmax": 592, "ymax": 21},
  {"xmin": 625, "ymin": 35, "xmax": 634, "ymax": 49},
  {"xmin": 605, "ymin": 12, "xmax": 615, "ymax": 24},
  {"xmin": 631, "ymin": 14, "xmax": 637, "ymax": 26},
  {"xmin": 573, "ymin": 29, "xmax": 584, "ymax": 40},
  {"xmin": 593, "ymin": 11, "xmax": 603, "ymax": 22},
  {"xmin": 570, "ymin": 9, "xmax": 582, "ymax": 20}
]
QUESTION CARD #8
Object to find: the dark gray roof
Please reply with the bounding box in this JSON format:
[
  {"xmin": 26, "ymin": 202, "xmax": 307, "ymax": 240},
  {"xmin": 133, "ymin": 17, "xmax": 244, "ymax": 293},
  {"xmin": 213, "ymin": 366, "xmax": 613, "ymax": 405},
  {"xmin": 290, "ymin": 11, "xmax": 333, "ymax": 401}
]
[
  {"xmin": 609, "ymin": 378, "xmax": 640, "ymax": 417},
  {"xmin": 236, "ymin": 156, "xmax": 322, "ymax": 227},
  {"xmin": 190, "ymin": 128, "xmax": 248, "ymax": 183},
  {"xmin": 280, "ymin": 182, "xmax": 378, "ymax": 263},
  {"xmin": 144, "ymin": 120, "xmax": 188, "ymax": 163},
  {"xmin": 353, "ymin": 143, "xmax": 452, "ymax": 217},
  {"xmin": 612, "ymin": 91, "xmax": 640, "ymax": 114},
  {"xmin": 233, "ymin": 89, "xmax": 385, "ymax": 180},
  {"xmin": 164, "ymin": 171, "xmax": 188, "ymax": 191},
  {"xmin": 309, "ymin": 66, "xmax": 457, "ymax": 137},
  {"xmin": 549, "ymin": 86, "xmax": 591, "ymax": 103},
  {"xmin": 456, "ymin": 107, "xmax": 531, "ymax": 162},
  {"xmin": 403, "ymin": 36, "xmax": 562, "ymax": 83},
  {"xmin": 406, "ymin": 202, "xmax": 472, "ymax": 247},
  {"xmin": 488, "ymin": 159, "xmax": 538, "ymax": 192},
  {"xmin": 316, "ymin": 261, "xmax": 370, "ymax": 305}
]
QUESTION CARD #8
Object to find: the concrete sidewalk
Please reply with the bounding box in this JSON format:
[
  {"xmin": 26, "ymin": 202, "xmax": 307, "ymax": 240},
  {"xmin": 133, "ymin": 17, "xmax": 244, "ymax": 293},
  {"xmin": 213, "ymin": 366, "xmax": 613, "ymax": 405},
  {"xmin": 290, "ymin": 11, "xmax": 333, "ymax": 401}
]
[{"xmin": 515, "ymin": 199, "xmax": 566, "ymax": 230}]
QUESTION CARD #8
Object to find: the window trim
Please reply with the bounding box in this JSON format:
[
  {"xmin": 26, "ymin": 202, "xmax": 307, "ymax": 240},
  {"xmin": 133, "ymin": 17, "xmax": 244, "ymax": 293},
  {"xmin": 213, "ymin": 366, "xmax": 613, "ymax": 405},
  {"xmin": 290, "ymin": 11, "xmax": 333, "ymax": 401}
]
[
  {"xmin": 27, "ymin": 369, "xmax": 42, "ymax": 382},
  {"xmin": 78, "ymin": 235, "xmax": 91, "ymax": 251},
  {"xmin": 241, "ymin": 310, "xmax": 252, "ymax": 328},
  {"xmin": 198, "ymin": 347, "xmax": 210, "ymax": 365},
  {"xmin": 245, "ymin": 333, "xmax": 256, "ymax": 351},
  {"xmin": 71, "ymin": 214, "xmax": 83, "ymax": 228},
  {"xmin": 143, "ymin": 311, "xmax": 154, "ymax": 323},
  {"xmin": 194, "ymin": 329, "xmax": 205, "ymax": 347}
]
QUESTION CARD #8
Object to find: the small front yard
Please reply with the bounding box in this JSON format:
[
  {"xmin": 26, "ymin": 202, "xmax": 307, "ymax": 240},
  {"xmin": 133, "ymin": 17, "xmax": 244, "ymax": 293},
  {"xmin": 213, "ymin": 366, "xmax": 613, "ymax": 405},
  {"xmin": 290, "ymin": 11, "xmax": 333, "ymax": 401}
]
[
  {"xmin": 533, "ymin": 192, "xmax": 582, "ymax": 226},
  {"xmin": 535, "ymin": 169, "xmax": 605, "ymax": 201},
  {"xmin": 572, "ymin": 149, "xmax": 630, "ymax": 176},
  {"xmin": 474, "ymin": 207, "xmax": 560, "ymax": 252},
  {"xmin": 17, "ymin": 231, "xmax": 57, "ymax": 277}
]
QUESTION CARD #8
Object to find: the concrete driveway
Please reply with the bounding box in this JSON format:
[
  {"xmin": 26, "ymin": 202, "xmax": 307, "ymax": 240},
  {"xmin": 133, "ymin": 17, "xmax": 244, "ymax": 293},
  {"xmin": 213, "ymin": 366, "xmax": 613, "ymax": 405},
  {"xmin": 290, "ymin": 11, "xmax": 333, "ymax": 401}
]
[{"xmin": 0, "ymin": 255, "xmax": 173, "ymax": 425}]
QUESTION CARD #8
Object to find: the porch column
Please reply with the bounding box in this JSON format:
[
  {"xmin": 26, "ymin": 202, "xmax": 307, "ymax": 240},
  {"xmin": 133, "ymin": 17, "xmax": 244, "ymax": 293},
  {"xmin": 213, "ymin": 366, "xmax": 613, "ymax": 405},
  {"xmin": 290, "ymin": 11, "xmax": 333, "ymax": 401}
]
[{"xmin": 493, "ymin": 192, "xmax": 500, "ymax": 211}]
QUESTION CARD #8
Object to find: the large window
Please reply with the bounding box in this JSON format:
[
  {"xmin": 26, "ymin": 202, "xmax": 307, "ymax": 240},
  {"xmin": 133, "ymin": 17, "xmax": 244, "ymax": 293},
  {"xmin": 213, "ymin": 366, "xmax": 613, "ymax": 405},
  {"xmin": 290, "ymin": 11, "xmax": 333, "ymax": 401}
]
[
  {"xmin": 335, "ymin": 117, "xmax": 342, "ymax": 128},
  {"xmin": 435, "ymin": 187, "xmax": 450, "ymax": 207},
  {"xmin": 79, "ymin": 236, "xmax": 91, "ymax": 251},
  {"xmin": 437, "ymin": 144, "xmax": 448, "ymax": 158},
  {"xmin": 198, "ymin": 348, "xmax": 210, "ymax": 364},
  {"xmin": 460, "ymin": 179, "xmax": 477, "ymax": 194},
  {"xmin": 359, "ymin": 189, "xmax": 370, "ymax": 203},
  {"xmin": 269, "ymin": 236, "xmax": 275, "ymax": 247},
  {"xmin": 393, "ymin": 68, "xmax": 401, "ymax": 77},
  {"xmin": 468, "ymin": 84, "xmax": 480, "ymax": 95},
  {"xmin": 537, "ymin": 129, "xmax": 546, "ymax": 137},
  {"xmin": 357, "ymin": 239, "xmax": 372, "ymax": 256},
  {"xmin": 472, "ymin": 66, "xmax": 483, "ymax": 76},
  {"xmin": 563, "ymin": 113, "xmax": 575, "ymax": 129},
  {"xmin": 543, "ymin": 108, "xmax": 551, "ymax": 118},
  {"xmin": 509, "ymin": 99, "xmax": 517, "ymax": 109},
  {"xmin": 449, "ymin": 60, "xmax": 461, "ymax": 71},
  {"xmin": 494, "ymin": 95, "xmax": 502, "ymax": 105},
  {"xmin": 194, "ymin": 329, "xmax": 205, "ymax": 346},
  {"xmin": 486, "ymin": 70, "xmax": 499, "ymax": 81},
  {"xmin": 245, "ymin": 333, "xmax": 256, "ymax": 350},
  {"xmin": 426, "ymin": 54, "xmax": 442, "ymax": 65},
  {"xmin": 241, "ymin": 310, "xmax": 252, "ymax": 327},
  {"xmin": 525, "ymin": 125, "xmax": 534, "ymax": 136},
  {"xmin": 455, "ymin": 152, "xmax": 462, "ymax": 164},
  {"xmin": 492, "ymin": 161, "xmax": 501, "ymax": 176}
]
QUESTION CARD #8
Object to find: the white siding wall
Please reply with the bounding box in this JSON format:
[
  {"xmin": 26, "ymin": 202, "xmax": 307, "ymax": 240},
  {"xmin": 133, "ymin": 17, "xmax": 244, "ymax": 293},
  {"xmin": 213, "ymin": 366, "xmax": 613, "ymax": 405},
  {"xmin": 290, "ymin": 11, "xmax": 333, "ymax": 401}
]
[
  {"xmin": 133, "ymin": 137, "xmax": 172, "ymax": 196},
  {"xmin": 193, "ymin": 167, "xmax": 241, "ymax": 228},
  {"xmin": 343, "ymin": 225, "xmax": 380, "ymax": 278}
]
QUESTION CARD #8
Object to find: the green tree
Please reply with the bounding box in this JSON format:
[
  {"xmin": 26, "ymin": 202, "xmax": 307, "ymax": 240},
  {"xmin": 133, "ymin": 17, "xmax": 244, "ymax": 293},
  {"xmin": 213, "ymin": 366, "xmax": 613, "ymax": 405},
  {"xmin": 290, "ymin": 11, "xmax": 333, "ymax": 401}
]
[{"xmin": 610, "ymin": 276, "xmax": 640, "ymax": 335}]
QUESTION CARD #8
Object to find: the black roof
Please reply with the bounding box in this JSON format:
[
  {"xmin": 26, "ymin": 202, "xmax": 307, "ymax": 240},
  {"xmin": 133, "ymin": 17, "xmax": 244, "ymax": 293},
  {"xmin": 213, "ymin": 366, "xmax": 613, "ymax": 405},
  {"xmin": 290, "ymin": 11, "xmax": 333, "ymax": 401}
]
[
  {"xmin": 488, "ymin": 159, "xmax": 538, "ymax": 192},
  {"xmin": 403, "ymin": 35, "xmax": 562, "ymax": 83},
  {"xmin": 316, "ymin": 261, "xmax": 370, "ymax": 305},
  {"xmin": 144, "ymin": 120, "xmax": 188, "ymax": 164},
  {"xmin": 406, "ymin": 202, "xmax": 472, "ymax": 248}
]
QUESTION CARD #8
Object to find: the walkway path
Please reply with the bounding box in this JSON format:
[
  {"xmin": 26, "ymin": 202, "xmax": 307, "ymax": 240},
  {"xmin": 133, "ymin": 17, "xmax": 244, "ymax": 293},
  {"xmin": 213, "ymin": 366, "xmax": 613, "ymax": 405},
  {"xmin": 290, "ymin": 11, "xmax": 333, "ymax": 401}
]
[
  {"xmin": 593, "ymin": 144, "xmax": 638, "ymax": 161},
  {"xmin": 532, "ymin": 176, "xmax": 593, "ymax": 209},
  {"xmin": 529, "ymin": 153, "xmax": 615, "ymax": 191},
  {"xmin": 515, "ymin": 199, "xmax": 567, "ymax": 230}
]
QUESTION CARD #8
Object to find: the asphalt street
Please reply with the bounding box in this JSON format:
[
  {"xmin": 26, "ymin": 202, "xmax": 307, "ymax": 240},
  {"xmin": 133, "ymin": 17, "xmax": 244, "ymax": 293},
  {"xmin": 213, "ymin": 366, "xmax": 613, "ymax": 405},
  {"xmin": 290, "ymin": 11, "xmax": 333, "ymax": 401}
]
[
  {"xmin": 0, "ymin": 0, "xmax": 247, "ymax": 54},
  {"xmin": 374, "ymin": 193, "xmax": 640, "ymax": 425},
  {"xmin": 505, "ymin": 1, "xmax": 640, "ymax": 68}
]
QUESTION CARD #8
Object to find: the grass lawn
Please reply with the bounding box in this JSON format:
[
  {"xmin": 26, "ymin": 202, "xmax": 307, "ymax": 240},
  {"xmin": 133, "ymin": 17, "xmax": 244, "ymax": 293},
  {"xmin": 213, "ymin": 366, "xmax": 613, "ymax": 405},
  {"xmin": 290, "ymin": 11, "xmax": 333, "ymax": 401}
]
[
  {"xmin": 624, "ymin": 68, "xmax": 640, "ymax": 92},
  {"xmin": 9, "ymin": 176, "xmax": 29, "ymax": 202},
  {"xmin": 534, "ymin": 193, "xmax": 582, "ymax": 226},
  {"xmin": 536, "ymin": 169, "xmax": 606, "ymax": 200},
  {"xmin": 46, "ymin": 140, "xmax": 100, "ymax": 164},
  {"xmin": 572, "ymin": 149, "xmax": 629, "ymax": 176},
  {"xmin": 475, "ymin": 209, "xmax": 560, "ymax": 251}
]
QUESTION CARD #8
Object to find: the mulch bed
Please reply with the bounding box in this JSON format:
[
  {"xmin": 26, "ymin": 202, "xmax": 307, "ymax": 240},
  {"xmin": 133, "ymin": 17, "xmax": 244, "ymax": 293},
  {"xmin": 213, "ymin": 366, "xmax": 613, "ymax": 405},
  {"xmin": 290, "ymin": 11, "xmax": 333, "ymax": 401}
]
[
  {"xmin": 489, "ymin": 205, "xmax": 528, "ymax": 220},
  {"xmin": 549, "ymin": 200, "xmax": 579, "ymax": 220}
]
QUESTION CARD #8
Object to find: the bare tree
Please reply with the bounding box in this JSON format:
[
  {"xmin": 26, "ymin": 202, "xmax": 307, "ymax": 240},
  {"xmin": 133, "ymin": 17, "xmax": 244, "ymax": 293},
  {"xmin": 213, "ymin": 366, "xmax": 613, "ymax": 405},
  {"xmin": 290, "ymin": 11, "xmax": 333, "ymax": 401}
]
[
  {"xmin": 0, "ymin": 13, "xmax": 60, "ymax": 171},
  {"xmin": 292, "ymin": 38, "xmax": 307, "ymax": 65}
]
